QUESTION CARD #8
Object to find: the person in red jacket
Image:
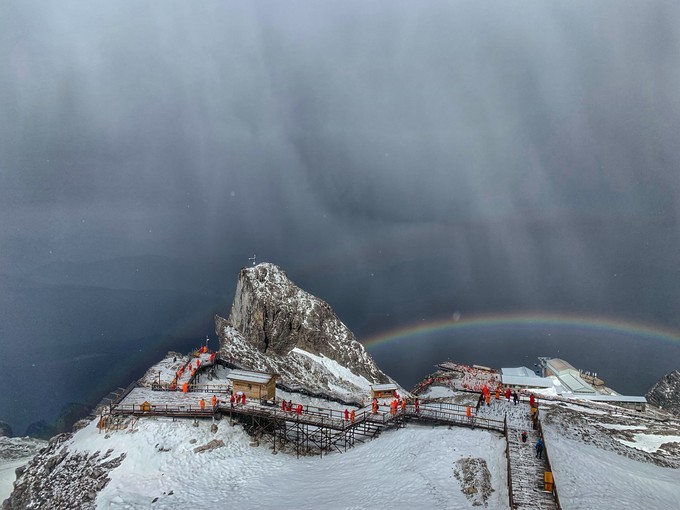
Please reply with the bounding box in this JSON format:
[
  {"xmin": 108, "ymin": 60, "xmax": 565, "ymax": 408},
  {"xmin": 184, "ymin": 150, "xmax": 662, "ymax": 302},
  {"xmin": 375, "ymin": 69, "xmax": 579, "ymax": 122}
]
[
  {"xmin": 230, "ymin": 394, "xmax": 235, "ymax": 408},
  {"xmin": 281, "ymin": 400, "xmax": 287, "ymax": 411},
  {"xmin": 241, "ymin": 393, "xmax": 246, "ymax": 405},
  {"xmin": 529, "ymin": 393, "xmax": 535, "ymax": 408},
  {"xmin": 344, "ymin": 409, "xmax": 349, "ymax": 421},
  {"xmin": 505, "ymin": 387, "xmax": 511, "ymax": 402},
  {"xmin": 296, "ymin": 404, "xmax": 303, "ymax": 415},
  {"xmin": 414, "ymin": 398, "xmax": 420, "ymax": 414}
]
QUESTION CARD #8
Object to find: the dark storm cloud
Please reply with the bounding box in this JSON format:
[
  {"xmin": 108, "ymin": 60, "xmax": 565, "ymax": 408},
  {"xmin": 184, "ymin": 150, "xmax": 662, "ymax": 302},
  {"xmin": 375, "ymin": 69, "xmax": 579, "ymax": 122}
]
[
  {"xmin": 262, "ymin": 2, "xmax": 680, "ymax": 223},
  {"xmin": 2, "ymin": 1, "xmax": 679, "ymax": 226},
  {"xmin": 1, "ymin": 1, "xmax": 679, "ymax": 432}
]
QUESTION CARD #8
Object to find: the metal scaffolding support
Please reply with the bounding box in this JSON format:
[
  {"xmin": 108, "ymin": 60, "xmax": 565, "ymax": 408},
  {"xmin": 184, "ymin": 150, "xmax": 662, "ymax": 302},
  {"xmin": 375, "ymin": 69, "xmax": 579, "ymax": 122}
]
[{"xmin": 229, "ymin": 411, "xmax": 370, "ymax": 458}]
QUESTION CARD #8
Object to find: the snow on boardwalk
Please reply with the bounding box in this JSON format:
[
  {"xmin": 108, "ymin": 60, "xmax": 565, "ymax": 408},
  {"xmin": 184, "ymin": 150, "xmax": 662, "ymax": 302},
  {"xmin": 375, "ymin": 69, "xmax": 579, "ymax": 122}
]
[
  {"xmin": 118, "ymin": 387, "xmax": 222, "ymax": 409},
  {"xmin": 507, "ymin": 428, "xmax": 556, "ymax": 509},
  {"xmin": 477, "ymin": 399, "xmax": 558, "ymax": 509},
  {"xmin": 143, "ymin": 350, "xmax": 220, "ymax": 390},
  {"xmin": 115, "ymin": 387, "xmax": 363, "ymax": 431}
]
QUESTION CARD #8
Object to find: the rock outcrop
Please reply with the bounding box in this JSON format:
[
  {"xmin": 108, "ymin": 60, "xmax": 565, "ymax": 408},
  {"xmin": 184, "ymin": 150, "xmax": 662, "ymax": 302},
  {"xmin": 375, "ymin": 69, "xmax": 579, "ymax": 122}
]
[
  {"xmin": 23, "ymin": 403, "xmax": 92, "ymax": 440},
  {"xmin": 0, "ymin": 435, "xmax": 46, "ymax": 464},
  {"xmin": 646, "ymin": 370, "xmax": 680, "ymax": 416},
  {"xmin": 216, "ymin": 263, "xmax": 392, "ymax": 399},
  {"xmin": 2, "ymin": 433, "xmax": 125, "ymax": 510},
  {"xmin": 0, "ymin": 421, "xmax": 12, "ymax": 438}
]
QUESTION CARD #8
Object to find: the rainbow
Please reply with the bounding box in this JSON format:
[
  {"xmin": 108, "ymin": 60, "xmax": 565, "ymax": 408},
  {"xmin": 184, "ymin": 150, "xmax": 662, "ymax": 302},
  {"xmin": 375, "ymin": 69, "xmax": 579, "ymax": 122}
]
[{"xmin": 361, "ymin": 312, "xmax": 680, "ymax": 348}]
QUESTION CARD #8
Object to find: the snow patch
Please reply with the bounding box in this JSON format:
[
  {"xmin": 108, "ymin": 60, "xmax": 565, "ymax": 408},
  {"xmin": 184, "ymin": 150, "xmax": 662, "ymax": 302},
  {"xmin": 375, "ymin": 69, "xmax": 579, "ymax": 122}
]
[
  {"xmin": 597, "ymin": 423, "xmax": 648, "ymax": 431},
  {"xmin": 545, "ymin": 435, "xmax": 680, "ymax": 509},
  {"xmin": 291, "ymin": 348, "xmax": 373, "ymax": 393},
  {"xmin": 616, "ymin": 434, "xmax": 680, "ymax": 453}
]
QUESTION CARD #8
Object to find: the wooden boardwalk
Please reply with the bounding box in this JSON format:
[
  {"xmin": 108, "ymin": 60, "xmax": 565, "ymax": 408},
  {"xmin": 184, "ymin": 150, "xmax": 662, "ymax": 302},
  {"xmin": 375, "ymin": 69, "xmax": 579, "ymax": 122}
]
[
  {"xmin": 408, "ymin": 402, "xmax": 505, "ymax": 432},
  {"xmin": 506, "ymin": 426, "xmax": 557, "ymax": 510},
  {"xmin": 109, "ymin": 381, "xmax": 560, "ymax": 509},
  {"xmin": 109, "ymin": 394, "xmax": 505, "ymax": 436}
]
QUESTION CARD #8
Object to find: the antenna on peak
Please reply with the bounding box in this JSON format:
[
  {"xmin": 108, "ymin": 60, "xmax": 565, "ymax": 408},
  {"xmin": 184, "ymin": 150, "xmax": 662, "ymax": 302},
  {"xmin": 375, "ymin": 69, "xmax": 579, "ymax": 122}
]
[{"xmin": 248, "ymin": 254, "xmax": 257, "ymax": 266}]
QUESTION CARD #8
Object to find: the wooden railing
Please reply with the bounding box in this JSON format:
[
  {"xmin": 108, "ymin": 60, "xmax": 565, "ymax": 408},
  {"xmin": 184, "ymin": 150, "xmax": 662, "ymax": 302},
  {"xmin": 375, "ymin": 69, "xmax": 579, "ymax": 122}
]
[
  {"xmin": 110, "ymin": 395, "xmax": 505, "ymax": 435},
  {"xmin": 110, "ymin": 402, "xmax": 217, "ymax": 416},
  {"xmin": 151, "ymin": 383, "xmax": 231, "ymax": 393},
  {"xmin": 413, "ymin": 402, "xmax": 505, "ymax": 431},
  {"xmin": 537, "ymin": 419, "xmax": 562, "ymax": 510},
  {"xmin": 503, "ymin": 415, "xmax": 515, "ymax": 509}
]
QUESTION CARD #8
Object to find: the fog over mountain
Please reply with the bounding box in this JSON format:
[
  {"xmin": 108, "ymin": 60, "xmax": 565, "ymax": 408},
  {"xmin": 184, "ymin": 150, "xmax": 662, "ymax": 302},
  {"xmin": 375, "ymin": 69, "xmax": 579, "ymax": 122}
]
[{"xmin": 1, "ymin": 0, "xmax": 679, "ymax": 433}]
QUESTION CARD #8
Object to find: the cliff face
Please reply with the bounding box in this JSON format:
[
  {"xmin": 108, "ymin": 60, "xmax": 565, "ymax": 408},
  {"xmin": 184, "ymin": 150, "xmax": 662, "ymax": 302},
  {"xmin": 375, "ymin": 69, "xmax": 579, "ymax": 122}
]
[
  {"xmin": 0, "ymin": 422, "xmax": 12, "ymax": 438},
  {"xmin": 646, "ymin": 370, "xmax": 680, "ymax": 416},
  {"xmin": 216, "ymin": 263, "xmax": 391, "ymax": 398},
  {"xmin": 2, "ymin": 433, "xmax": 125, "ymax": 510}
]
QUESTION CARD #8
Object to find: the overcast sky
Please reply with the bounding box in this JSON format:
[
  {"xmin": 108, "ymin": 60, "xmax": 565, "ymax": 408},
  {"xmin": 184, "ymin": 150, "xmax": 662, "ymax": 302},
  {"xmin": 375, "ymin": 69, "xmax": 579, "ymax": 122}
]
[{"xmin": 1, "ymin": 0, "xmax": 679, "ymax": 432}]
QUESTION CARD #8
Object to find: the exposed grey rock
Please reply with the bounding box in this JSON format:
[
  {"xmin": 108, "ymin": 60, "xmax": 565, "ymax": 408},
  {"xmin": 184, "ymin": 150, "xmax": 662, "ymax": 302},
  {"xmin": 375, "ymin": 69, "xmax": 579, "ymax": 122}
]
[
  {"xmin": 0, "ymin": 421, "xmax": 13, "ymax": 438},
  {"xmin": 216, "ymin": 263, "xmax": 392, "ymax": 399},
  {"xmin": 24, "ymin": 420, "xmax": 54, "ymax": 440},
  {"xmin": 543, "ymin": 404, "xmax": 680, "ymax": 468},
  {"xmin": 453, "ymin": 457, "xmax": 494, "ymax": 507},
  {"xmin": 646, "ymin": 370, "xmax": 680, "ymax": 416},
  {"xmin": 0, "ymin": 436, "xmax": 46, "ymax": 463},
  {"xmin": 193, "ymin": 439, "xmax": 225, "ymax": 453},
  {"xmin": 2, "ymin": 431, "xmax": 126, "ymax": 510},
  {"xmin": 20, "ymin": 403, "xmax": 91, "ymax": 441}
]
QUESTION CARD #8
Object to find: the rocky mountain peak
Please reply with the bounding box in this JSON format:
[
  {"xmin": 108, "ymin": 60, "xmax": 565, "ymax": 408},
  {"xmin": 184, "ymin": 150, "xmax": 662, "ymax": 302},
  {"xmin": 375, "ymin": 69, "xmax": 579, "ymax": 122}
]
[
  {"xmin": 646, "ymin": 370, "xmax": 680, "ymax": 416},
  {"xmin": 0, "ymin": 421, "xmax": 12, "ymax": 438},
  {"xmin": 216, "ymin": 263, "xmax": 391, "ymax": 398},
  {"xmin": 228, "ymin": 263, "xmax": 326, "ymax": 356},
  {"xmin": 228, "ymin": 263, "xmax": 356, "ymax": 359}
]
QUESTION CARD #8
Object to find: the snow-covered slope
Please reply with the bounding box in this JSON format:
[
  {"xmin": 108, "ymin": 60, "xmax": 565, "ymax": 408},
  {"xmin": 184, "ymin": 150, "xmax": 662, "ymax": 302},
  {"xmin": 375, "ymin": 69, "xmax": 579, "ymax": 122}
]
[
  {"xmin": 60, "ymin": 417, "xmax": 508, "ymax": 509},
  {"xmin": 540, "ymin": 399, "xmax": 680, "ymax": 509},
  {"xmin": 547, "ymin": 435, "xmax": 680, "ymax": 509},
  {"xmin": 542, "ymin": 401, "xmax": 680, "ymax": 468},
  {"xmin": 0, "ymin": 436, "xmax": 47, "ymax": 504}
]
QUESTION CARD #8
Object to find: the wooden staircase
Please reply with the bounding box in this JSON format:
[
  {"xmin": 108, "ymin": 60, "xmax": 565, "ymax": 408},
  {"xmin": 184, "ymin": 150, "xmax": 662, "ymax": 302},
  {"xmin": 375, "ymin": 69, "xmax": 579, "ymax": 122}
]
[{"xmin": 506, "ymin": 427, "xmax": 557, "ymax": 510}]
